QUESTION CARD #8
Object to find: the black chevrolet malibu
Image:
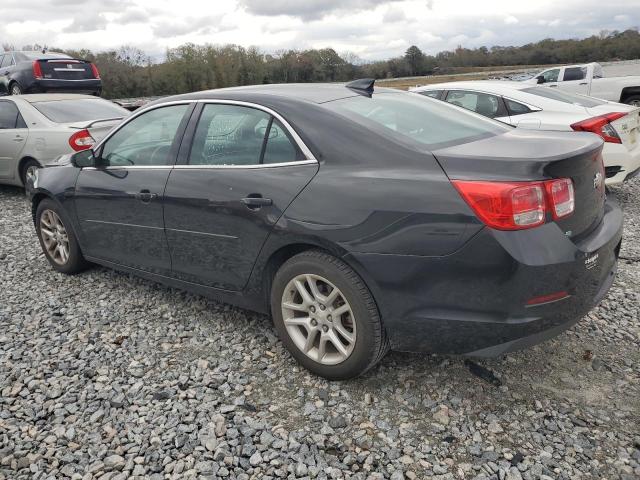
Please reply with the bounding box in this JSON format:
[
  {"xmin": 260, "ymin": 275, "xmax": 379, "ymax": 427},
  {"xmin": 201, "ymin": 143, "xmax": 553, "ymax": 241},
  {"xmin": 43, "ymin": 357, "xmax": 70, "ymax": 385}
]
[{"xmin": 28, "ymin": 80, "xmax": 622, "ymax": 379}]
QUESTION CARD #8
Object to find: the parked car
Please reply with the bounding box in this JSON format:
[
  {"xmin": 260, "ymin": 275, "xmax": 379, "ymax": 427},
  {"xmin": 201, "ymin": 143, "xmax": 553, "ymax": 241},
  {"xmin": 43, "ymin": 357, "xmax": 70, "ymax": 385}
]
[
  {"xmin": 0, "ymin": 51, "xmax": 102, "ymax": 96},
  {"xmin": 410, "ymin": 81, "xmax": 640, "ymax": 185},
  {"xmin": 0, "ymin": 94, "xmax": 128, "ymax": 187},
  {"xmin": 525, "ymin": 62, "xmax": 640, "ymax": 106},
  {"xmin": 27, "ymin": 81, "xmax": 622, "ymax": 379}
]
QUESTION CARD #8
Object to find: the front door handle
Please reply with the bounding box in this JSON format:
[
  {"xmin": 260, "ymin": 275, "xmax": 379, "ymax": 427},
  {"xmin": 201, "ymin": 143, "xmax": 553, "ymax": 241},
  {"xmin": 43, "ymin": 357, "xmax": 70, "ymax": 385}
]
[
  {"xmin": 135, "ymin": 189, "xmax": 158, "ymax": 203},
  {"xmin": 241, "ymin": 195, "xmax": 272, "ymax": 209}
]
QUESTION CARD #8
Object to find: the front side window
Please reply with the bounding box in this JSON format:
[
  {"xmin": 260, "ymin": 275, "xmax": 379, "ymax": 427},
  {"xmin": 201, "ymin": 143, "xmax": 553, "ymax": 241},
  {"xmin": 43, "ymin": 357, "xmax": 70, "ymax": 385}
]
[
  {"xmin": 0, "ymin": 101, "xmax": 23, "ymax": 129},
  {"xmin": 541, "ymin": 69, "xmax": 560, "ymax": 83},
  {"xmin": 189, "ymin": 104, "xmax": 302, "ymax": 166},
  {"xmin": 100, "ymin": 104, "xmax": 188, "ymax": 167},
  {"xmin": 563, "ymin": 67, "xmax": 587, "ymax": 81},
  {"xmin": 445, "ymin": 90, "xmax": 501, "ymax": 118},
  {"xmin": 326, "ymin": 92, "xmax": 509, "ymax": 150}
]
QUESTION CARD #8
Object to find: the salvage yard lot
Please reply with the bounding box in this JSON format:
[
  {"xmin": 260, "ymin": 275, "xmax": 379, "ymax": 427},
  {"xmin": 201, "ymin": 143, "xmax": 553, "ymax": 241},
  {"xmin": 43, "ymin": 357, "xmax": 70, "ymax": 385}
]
[{"xmin": 0, "ymin": 181, "xmax": 639, "ymax": 479}]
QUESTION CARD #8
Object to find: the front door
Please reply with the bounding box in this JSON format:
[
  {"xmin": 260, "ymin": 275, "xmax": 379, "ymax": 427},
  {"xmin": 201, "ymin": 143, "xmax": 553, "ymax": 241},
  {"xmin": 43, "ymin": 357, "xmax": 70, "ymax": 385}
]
[
  {"xmin": 164, "ymin": 103, "xmax": 318, "ymax": 291},
  {"xmin": 0, "ymin": 100, "xmax": 28, "ymax": 180},
  {"xmin": 74, "ymin": 103, "xmax": 193, "ymax": 274}
]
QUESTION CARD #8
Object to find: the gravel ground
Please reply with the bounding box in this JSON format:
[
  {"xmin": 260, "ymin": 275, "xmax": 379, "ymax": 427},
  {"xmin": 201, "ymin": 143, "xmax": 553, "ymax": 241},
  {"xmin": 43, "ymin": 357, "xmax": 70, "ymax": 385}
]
[{"xmin": 1, "ymin": 180, "xmax": 639, "ymax": 480}]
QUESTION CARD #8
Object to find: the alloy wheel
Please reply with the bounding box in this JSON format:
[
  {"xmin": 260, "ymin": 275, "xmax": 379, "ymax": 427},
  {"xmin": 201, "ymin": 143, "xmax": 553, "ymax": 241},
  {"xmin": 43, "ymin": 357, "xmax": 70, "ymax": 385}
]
[
  {"xmin": 10, "ymin": 84, "xmax": 21, "ymax": 95},
  {"xmin": 25, "ymin": 165, "xmax": 39, "ymax": 184},
  {"xmin": 39, "ymin": 209, "xmax": 70, "ymax": 265},
  {"xmin": 629, "ymin": 99, "xmax": 640, "ymax": 107},
  {"xmin": 281, "ymin": 274, "xmax": 356, "ymax": 365}
]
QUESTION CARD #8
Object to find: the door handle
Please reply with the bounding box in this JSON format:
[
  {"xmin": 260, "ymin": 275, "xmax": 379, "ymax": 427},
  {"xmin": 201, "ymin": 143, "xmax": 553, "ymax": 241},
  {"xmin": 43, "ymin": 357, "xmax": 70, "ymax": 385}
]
[
  {"xmin": 13, "ymin": 136, "xmax": 24, "ymax": 142},
  {"xmin": 549, "ymin": 84, "xmax": 558, "ymax": 87},
  {"xmin": 135, "ymin": 189, "xmax": 158, "ymax": 203},
  {"xmin": 579, "ymin": 82, "xmax": 588, "ymax": 85},
  {"xmin": 241, "ymin": 195, "xmax": 272, "ymax": 209}
]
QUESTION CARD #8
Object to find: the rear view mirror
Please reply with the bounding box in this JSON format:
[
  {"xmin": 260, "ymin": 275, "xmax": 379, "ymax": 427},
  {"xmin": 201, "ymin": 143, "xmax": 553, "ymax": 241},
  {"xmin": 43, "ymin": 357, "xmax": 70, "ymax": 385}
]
[
  {"xmin": 71, "ymin": 149, "xmax": 96, "ymax": 168},
  {"xmin": 536, "ymin": 76, "xmax": 545, "ymax": 84}
]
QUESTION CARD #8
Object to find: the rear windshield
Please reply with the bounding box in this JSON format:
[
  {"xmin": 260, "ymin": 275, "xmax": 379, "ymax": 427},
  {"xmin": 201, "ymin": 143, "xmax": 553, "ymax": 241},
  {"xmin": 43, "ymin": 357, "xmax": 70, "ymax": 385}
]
[
  {"xmin": 20, "ymin": 51, "xmax": 71, "ymax": 60},
  {"xmin": 32, "ymin": 99, "xmax": 129, "ymax": 123},
  {"xmin": 325, "ymin": 92, "xmax": 509, "ymax": 150},
  {"xmin": 522, "ymin": 87, "xmax": 607, "ymax": 107}
]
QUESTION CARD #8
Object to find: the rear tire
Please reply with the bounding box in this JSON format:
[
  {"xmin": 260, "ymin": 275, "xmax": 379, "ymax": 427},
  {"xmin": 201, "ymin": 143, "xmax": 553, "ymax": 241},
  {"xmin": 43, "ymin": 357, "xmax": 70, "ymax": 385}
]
[
  {"xmin": 271, "ymin": 250, "xmax": 389, "ymax": 380},
  {"xmin": 623, "ymin": 95, "xmax": 640, "ymax": 107},
  {"xmin": 20, "ymin": 159, "xmax": 41, "ymax": 188},
  {"xmin": 9, "ymin": 82, "xmax": 22, "ymax": 95},
  {"xmin": 35, "ymin": 199, "xmax": 89, "ymax": 274}
]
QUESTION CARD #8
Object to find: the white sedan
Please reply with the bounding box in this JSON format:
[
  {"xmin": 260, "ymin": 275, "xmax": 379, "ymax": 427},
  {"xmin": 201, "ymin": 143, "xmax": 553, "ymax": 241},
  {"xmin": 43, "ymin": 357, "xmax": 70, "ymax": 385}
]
[
  {"xmin": 0, "ymin": 94, "xmax": 129, "ymax": 187},
  {"xmin": 410, "ymin": 81, "xmax": 640, "ymax": 185}
]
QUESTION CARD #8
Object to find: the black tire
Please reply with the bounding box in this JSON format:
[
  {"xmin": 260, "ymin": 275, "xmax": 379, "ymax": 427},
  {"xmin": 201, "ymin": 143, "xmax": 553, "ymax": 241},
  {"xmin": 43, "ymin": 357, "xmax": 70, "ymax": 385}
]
[
  {"xmin": 9, "ymin": 82, "xmax": 22, "ymax": 95},
  {"xmin": 271, "ymin": 250, "xmax": 389, "ymax": 380},
  {"xmin": 623, "ymin": 95, "xmax": 640, "ymax": 107},
  {"xmin": 35, "ymin": 198, "xmax": 89, "ymax": 274},
  {"xmin": 20, "ymin": 158, "xmax": 41, "ymax": 188}
]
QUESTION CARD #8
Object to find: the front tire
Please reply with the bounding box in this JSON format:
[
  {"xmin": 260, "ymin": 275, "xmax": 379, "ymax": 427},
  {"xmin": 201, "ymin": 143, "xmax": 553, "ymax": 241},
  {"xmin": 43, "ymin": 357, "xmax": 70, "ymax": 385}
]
[
  {"xmin": 9, "ymin": 82, "xmax": 22, "ymax": 95},
  {"xmin": 35, "ymin": 199, "xmax": 89, "ymax": 274},
  {"xmin": 271, "ymin": 250, "xmax": 388, "ymax": 380}
]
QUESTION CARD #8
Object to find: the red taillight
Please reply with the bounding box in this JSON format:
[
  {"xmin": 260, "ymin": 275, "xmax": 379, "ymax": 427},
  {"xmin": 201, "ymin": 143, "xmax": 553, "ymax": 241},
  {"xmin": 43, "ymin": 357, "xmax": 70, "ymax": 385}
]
[
  {"xmin": 570, "ymin": 112, "xmax": 627, "ymax": 144},
  {"xmin": 32, "ymin": 60, "xmax": 43, "ymax": 80},
  {"xmin": 90, "ymin": 63, "xmax": 100, "ymax": 79},
  {"xmin": 69, "ymin": 129, "xmax": 95, "ymax": 152},
  {"xmin": 453, "ymin": 178, "xmax": 575, "ymax": 231}
]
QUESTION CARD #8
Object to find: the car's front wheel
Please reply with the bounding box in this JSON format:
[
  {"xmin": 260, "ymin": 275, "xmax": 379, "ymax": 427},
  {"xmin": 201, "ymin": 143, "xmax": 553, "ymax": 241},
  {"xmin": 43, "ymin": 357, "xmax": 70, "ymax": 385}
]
[
  {"xmin": 35, "ymin": 199, "xmax": 89, "ymax": 274},
  {"xmin": 271, "ymin": 250, "xmax": 388, "ymax": 380}
]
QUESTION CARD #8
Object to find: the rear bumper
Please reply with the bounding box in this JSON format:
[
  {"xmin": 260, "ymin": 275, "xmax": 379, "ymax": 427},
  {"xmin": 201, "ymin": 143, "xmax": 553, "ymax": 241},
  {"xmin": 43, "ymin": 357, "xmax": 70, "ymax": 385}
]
[
  {"xmin": 603, "ymin": 142, "xmax": 640, "ymax": 185},
  {"xmin": 28, "ymin": 79, "xmax": 102, "ymax": 94},
  {"xmin": 346, "ymin": 199, "xmax": 623, "ymax": 355}
]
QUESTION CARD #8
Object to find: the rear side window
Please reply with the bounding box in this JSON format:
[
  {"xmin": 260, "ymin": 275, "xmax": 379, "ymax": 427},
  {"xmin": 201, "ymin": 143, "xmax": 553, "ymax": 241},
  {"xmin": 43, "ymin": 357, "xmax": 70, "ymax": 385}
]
[
  {"xmin": 445, "ymin": 90, "xmax": 502, "ymax": 118},
  {"xmin": 417, "ymin": 90, "xmax": 442, "ymax": 99},
  {"xmin": 522, "ymin": 87, "xmax": 607, "ymax": 107},
  {"xmin": 563, "ymin": 67, "xmax": 587, "ymax": 81},
  {"xmin": 31, "ymin": 99, "xmax": 128, "ymax": 123},
  {"xmin": 505, "ymin": 99, "xmax": 532, "ymax": 116},
  {"xmin": 0, "ymin": 101, "xmax": 25, "ymax": 129},
  {"xmin": 189, "ymin": 104, "xmax": 303, "ymax": 166},
  {"xmin": 326, "ymin": 92, "xmax": 509, "ymax": 150}
]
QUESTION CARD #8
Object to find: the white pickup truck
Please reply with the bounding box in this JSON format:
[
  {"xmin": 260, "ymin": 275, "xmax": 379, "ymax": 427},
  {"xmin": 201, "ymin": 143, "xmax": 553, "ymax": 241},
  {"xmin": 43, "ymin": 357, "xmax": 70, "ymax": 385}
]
[{"xmin": 527, "ymin": 63, "xmax": 640, "ymax": 106}]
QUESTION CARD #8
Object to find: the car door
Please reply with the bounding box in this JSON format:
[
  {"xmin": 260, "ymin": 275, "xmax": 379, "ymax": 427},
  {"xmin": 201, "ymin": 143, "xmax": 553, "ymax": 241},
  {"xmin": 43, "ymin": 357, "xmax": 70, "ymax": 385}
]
[
  {"xmin": 163, "ymin": 102, "xmax": 319, "ymax": 291},
  {"xmin": 444, "ymin": 90, "xmax": 510, "ymax": 123},
  {"xmin": 0, "ymin": 100, "xmax": 29, "ymax": 180},
  {"xmin": 538, "ymin": 68, "xmax": 560, "ymax": 88},
  {"xmin": 0, "ymin": 54, "xmax": 7, "ymax": 95},
  {"xmin": 558, "ymin": 66, "xmax": 590, "ymax": 95},
  {"xmin": 73, "ymin": 102, "xmax": 194, "ymax": 274}
]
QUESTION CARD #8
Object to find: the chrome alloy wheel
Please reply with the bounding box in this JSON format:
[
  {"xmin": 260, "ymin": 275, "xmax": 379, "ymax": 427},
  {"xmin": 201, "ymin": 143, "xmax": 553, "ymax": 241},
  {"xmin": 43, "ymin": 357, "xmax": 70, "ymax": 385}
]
[
  {"xmin": 25, "ymin": 165, "xmax": 39, "ymax": 184},
  {"xmin": 39, "ymin": 209, "xmax": 70, "ymax": 265},
  {"xmin": 281, "ymin": 274, "xmax": 356, "ymax": 365}
]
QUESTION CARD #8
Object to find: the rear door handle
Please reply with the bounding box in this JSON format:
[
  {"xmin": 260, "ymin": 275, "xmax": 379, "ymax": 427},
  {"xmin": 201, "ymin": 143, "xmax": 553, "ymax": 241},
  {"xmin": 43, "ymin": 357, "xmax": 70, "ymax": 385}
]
[
  {"xmin": 13, "ymin": 135, "xmax": 24, "ymax": 142},
  {"xmin": 241, "ymin": 195, "xmax": 272, "ymax": 209},
  {"xmin": 135, "ymin": 189, "xmax": 158, "ymax": 203},
  {"xmin": 579, "ymin": 82, "xmax": 588, "ymax": 85}
]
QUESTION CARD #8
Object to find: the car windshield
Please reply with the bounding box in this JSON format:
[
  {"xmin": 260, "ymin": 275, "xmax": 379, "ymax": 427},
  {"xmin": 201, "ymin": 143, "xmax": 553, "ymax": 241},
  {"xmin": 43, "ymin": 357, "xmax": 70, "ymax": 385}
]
[
  {"xmin": 31, "ymin": 99, "xmax": 129, "ymax": 123},
  {"xmin": 522, "ymin": 87, "xmax": 607, "ymax": 107},
  {"xmin": 325, "ymin": 92, "xmax": 509, "ymax": 150}
]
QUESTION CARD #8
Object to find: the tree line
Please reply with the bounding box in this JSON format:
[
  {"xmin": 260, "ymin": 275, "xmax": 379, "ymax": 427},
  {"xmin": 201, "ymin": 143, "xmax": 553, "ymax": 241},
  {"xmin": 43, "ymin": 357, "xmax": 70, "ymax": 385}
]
[{"xmin": 3, "ymin": 28, "xmax": 640, "ymax": 99}]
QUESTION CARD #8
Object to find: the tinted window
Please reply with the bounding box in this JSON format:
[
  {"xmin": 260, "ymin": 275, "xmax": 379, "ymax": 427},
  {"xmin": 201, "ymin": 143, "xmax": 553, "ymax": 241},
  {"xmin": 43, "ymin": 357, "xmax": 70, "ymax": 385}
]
[
  {"xmin": 263, "ymin": 119, "xmax": 303, "ymax": 164},
  {"xmin": 505, "ymin": 99, "xmax": 532, "ymax": 116},
  {"xmin": 0, "ymin": 54, "xmax": 13, "ymax": 69},
  {"xmin": 418, "ymin": 90, "xmax": 442, "ymax": 99},
  {"xmin": 32, "ymin": 99, "xmax": 128, "ymax": 123},
  {"xmin": 100, "ymin": 104, "xmax": 188, "ymax": 166},
  {"xmin": 522, "ymin": 87, "xmax": 607, "ymax": 107},
  {"xmin": 20, "ymin": 51, "xmax": 70, "ymax": 60},
  {"xmin": 540, "ymin": 69, "xmax": 559, "ymax": 83},
  {"xmin": 189, "ymin": 104, "xmax": 271, "ymax": 166},
  {"xmin": 0, "ymin": 101, "xmax": 20, "ymax": 129},
  {"xmin": 563, "ymin": 67, "xmax": 587, "ymax": 81},
  {"xmin": 445, "ymin": 90, "xmax": 501, "ymax": 118},
  {"xmin": 326, "ymin": 92, "xmax": 509, "ymax": 150}
]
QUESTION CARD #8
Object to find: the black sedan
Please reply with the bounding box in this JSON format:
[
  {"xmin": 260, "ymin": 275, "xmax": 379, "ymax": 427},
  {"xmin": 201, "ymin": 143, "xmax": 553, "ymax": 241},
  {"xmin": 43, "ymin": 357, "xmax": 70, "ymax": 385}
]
[
  {"xmin": 0, "ymin": 51, "xmax": 101, "ymax": 96},
  {"xmin": 27, "ymin": 81, "xmax": 622, "ymax": 379}
]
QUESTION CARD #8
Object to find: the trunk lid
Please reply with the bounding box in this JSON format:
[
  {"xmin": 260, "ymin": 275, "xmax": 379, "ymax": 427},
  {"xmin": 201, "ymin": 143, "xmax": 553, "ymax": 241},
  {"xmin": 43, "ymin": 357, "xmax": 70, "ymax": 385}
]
[
  {"xmin": 433, "ymin": 129, "xmax": 606, "ymax": 239},
  {"xmin": 64, "ymin": 119, "xmax": 122, "ymax": 142},
  {"xmin": 37, "ymin": 59, "xmax": 96, "ymax": 80}
]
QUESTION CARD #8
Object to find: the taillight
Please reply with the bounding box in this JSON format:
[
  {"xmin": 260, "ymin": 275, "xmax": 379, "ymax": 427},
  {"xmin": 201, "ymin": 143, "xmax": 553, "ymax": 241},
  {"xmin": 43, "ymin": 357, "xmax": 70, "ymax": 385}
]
[
  {"xmin": 453, "ymin": 178, "xmax": 575, "ymax": 231},
  {"xmin": 570, "ymin": 112, "xmax": 627, "ymax": 144},
  {"xmin": 32, "ymin": 60, "xmax": 43, "ymax": 80},
  {"xmin": 69, "ymin": 129, "xmax": 95, "ymax": 151},
  {"xmin": 90, "ymin": 63, "xmax": 100, "ymax": 79}
]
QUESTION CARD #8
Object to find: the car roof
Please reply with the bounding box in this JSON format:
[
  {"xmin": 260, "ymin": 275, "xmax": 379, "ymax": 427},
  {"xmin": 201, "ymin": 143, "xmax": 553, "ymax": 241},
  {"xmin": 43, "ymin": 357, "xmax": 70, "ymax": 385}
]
[
  {"xmin": 14, "ymin": 94, "xmax": 103, "ymax": 103},
  {"xmin": 413, "ymin": 80, "xmax": 534, "ymax": 93},
  {"xmin": 153, "ymin": 83, "xmax": 402, "ymax": 105}
]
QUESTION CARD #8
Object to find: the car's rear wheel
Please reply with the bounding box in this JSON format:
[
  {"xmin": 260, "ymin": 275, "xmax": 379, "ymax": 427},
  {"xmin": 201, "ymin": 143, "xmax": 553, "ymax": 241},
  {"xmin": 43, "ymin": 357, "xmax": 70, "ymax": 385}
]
[
  {"xmin": 35, "ymin": 199, "xmax": 89, "ymax": 274},
  {"xmin": 20, "ymin": 159, "xmax": 40, "ymax": 187},
  {"xmin": 271, "ymin": 250, "xmax": 388, "ymax": 380},
  {"xmin": 9, "ymin": 82, "xmax": 22, "ymax": 95},
  {"xmin": 624, "ymin": 95, "xmax": 640, "ymax": 107}
]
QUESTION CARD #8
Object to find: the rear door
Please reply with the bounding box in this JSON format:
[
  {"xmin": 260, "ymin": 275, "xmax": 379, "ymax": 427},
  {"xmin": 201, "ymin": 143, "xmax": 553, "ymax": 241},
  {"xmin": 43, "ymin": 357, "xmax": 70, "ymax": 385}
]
[
  {"xmin": 164, "ymin": 102, "xmax": 318, "ymax": 291},
  {"xmin": 558, "ymin": 66, "xmax": 590, "ymax": 95},
  {"xmin": 0, "ymin": 100, "xmax": 29, "ymax": 180}
]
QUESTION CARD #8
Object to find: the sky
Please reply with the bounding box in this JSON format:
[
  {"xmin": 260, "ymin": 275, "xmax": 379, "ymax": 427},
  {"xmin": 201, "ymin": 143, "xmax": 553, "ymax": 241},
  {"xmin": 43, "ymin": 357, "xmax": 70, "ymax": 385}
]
[{"xmin": 1, "ymin": 0, "xmax": 639, "ymax": 61}]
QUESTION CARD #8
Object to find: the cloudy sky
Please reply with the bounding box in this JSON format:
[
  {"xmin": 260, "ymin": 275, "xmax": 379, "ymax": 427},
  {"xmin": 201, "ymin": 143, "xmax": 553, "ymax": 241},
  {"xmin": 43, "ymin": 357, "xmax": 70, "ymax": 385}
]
[{"xmin": 1, "ymin": 0, "xmax": 638, "ymax": 61}]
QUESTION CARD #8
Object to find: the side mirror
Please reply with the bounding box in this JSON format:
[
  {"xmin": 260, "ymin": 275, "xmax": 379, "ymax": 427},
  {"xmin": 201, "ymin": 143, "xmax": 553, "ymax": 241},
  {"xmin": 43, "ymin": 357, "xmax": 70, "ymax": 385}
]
[
  {"xmin": 71, "ymin": 149, "xmax": 96, "ymax": 168},
  {"xmin": 536, "ymin": 76, "xmax": 545, "ymax": 84}
]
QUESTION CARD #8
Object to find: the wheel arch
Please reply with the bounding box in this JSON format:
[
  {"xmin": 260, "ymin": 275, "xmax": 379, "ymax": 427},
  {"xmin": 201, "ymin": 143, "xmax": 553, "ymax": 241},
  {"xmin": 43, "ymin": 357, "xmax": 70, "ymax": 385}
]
[
  {"xmin": 18, "ymin": 156, "xmax": 41, "ymax": 185},
  {"xmin": 619, "ymin": 86, "xmax": 640, "ymax": 103},
  {"xmin": 31, "ymin": 191, "xmax": 52, "ymax": 225}
]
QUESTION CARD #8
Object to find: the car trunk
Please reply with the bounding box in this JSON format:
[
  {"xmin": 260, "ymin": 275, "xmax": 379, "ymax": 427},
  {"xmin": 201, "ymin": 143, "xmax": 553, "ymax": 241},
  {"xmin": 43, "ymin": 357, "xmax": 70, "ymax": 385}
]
[
  {"xmin": 65, "ymin": 119, "xmax": 122, "ymax": 142},
  {"xmin": 432, "ymin": 129, "xmax": 606, "ymax": 239},
  {"xmin": 37, "ymin": 59, "xmax": 96, "ymax": 80}
]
